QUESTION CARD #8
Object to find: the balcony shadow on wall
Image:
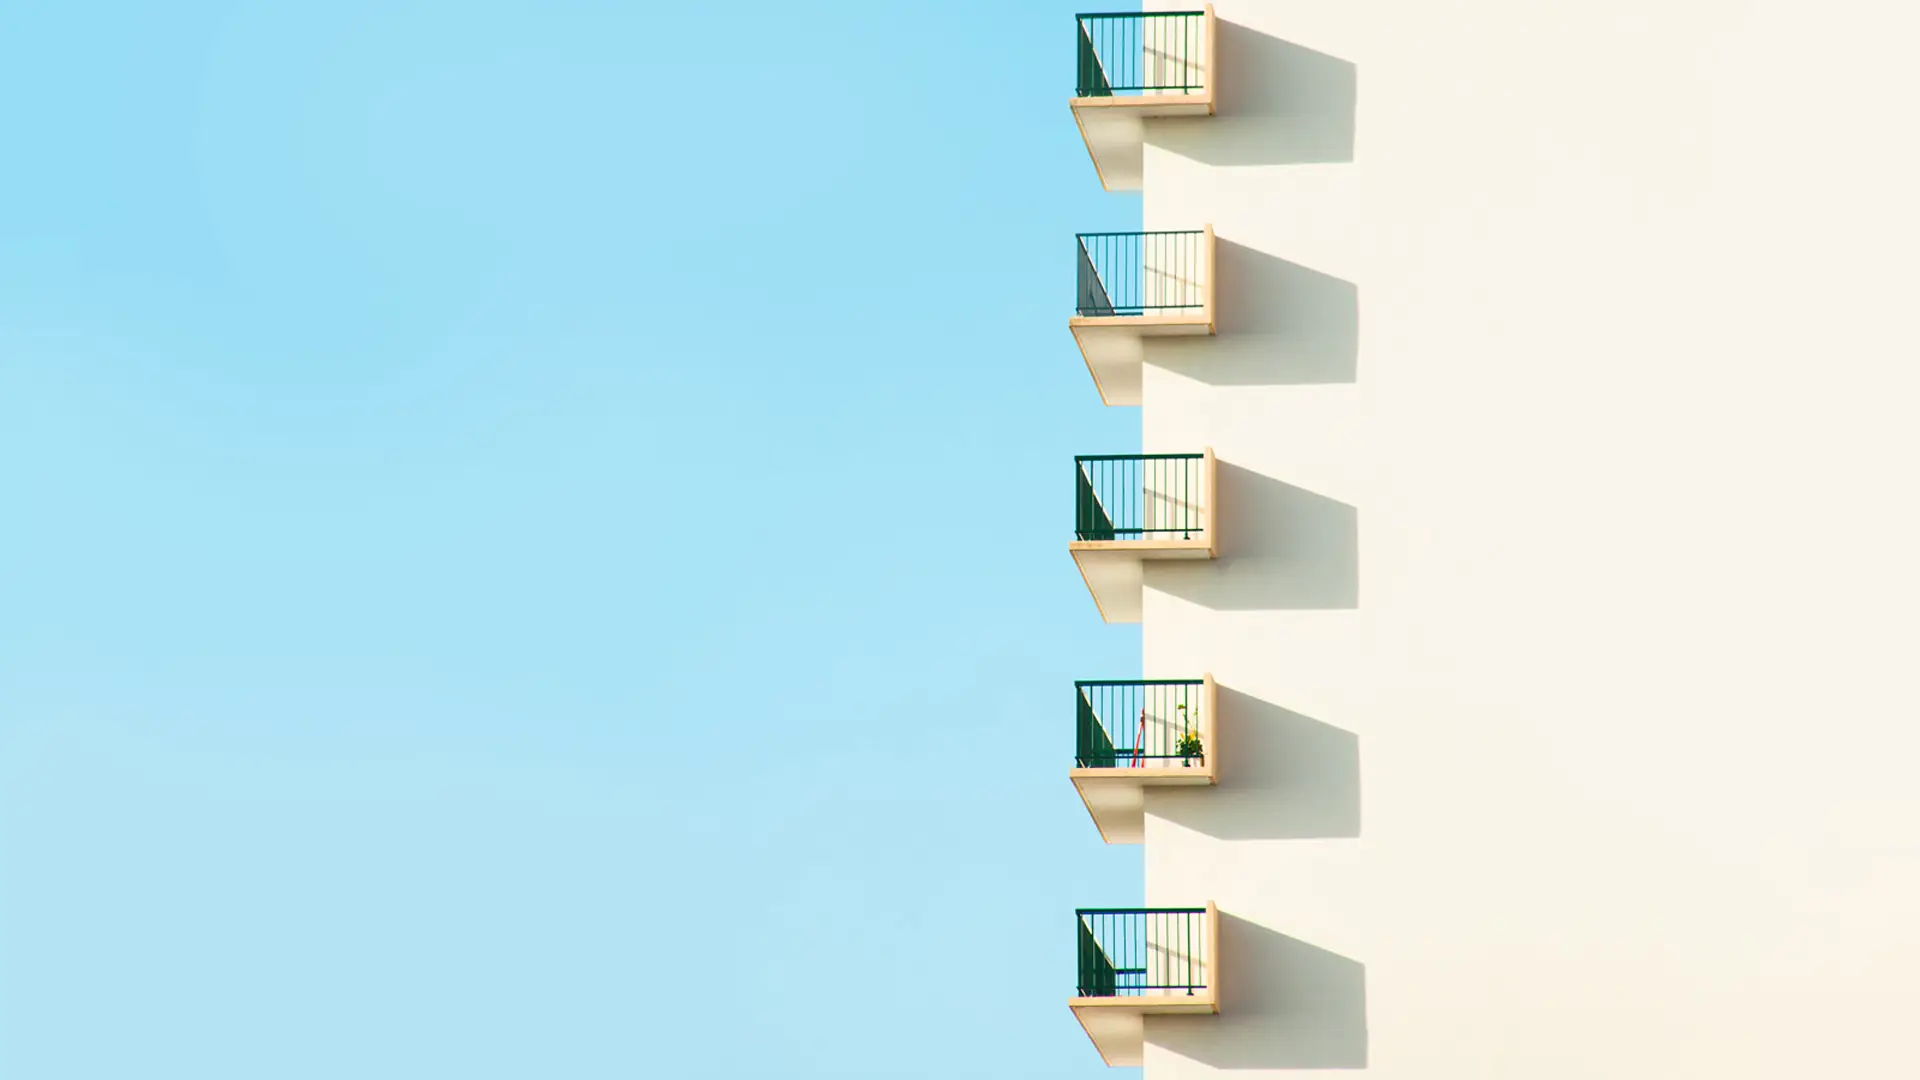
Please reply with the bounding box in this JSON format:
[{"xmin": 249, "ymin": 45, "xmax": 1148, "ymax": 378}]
[
  {"xmin": 1153, "ymin": 688, "xmax": 1359, "ymax": 840},
  {"xmin": 1152, "ymin": 915, "xmax": 1367, "ymax": 1069},
  {"xmin": 1150, "ymin": 462, "xmax": 1358, "ymax": 610},
  {"xmin": 1154, "ymin": 240, "xmax": 1358, "ymax": 385},
  {"xmin": 1153, "ymin": 25, "xmax": 1357, "ymax": 167}
]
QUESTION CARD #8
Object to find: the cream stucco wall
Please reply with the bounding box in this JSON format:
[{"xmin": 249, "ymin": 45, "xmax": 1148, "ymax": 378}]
[{"xmin": 1133, "ymin": 1, "xmax": 1920, "ymax": 1075}]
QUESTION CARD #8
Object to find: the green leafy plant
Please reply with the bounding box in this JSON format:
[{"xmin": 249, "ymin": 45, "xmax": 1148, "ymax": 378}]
[
  {"xmin": 1175, "ymin": 701, "xmax": 1203, "ymax": 762},
  {"xmin": 1176, "ymin": 728, "xmax": 1204, "ymax": 760}
]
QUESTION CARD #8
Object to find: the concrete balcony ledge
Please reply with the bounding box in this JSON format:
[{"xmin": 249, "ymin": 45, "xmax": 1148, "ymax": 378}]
[
  {"xmin": 1070, "ymin": 227, "xmax": 1216, "ymax": 406},
  {"xmin": 1070, "ymin": 676, "xmax": 1217, "ymax": 843},
  {"xmin": 1071, "ymin": 6, "xmax": 1216, "ymax": 190},
  {"xmin": 1071, "ymin": 903, "xmax": 1220, "ymax": 1067},
  {"xmin": 1070, "ymin": 449, "xmax": 1216, "ymax": 622}
]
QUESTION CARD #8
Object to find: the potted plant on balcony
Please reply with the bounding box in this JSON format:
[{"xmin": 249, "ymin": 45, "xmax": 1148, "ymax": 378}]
[{"xmin": 1176, "ymin": 703, "xmax": 1203, "ymax": 767}]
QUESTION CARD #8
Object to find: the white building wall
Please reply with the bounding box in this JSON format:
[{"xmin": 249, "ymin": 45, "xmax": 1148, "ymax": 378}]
[{"xmin": 1135, "ymin": 1, "xmax": 1920, "ymax": 1076}]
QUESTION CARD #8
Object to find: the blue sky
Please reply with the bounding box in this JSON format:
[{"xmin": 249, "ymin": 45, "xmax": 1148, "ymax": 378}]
[{"xmin": 0, "ymin": 2, "xmax": 1149, "ymax": 1077}]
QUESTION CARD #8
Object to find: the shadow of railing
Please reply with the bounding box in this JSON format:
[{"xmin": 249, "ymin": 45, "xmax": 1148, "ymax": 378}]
[
  {"xmin": 1152, "ymin": 687, "xmax": 1360, "ymax": 839},
  {"xmin": 1152, "ymin": 24, "xmax": 1357, "ymax": 167},
  {"xmin": 1152, "ymin": 914, "xmax": 1368, "ymax": 1068},
  {"xmin": 1149, "ymin": 462, "xmax": 1358, "ymax": 611},
  {"xmin": 1154, "ymin": 239, "xmax": 1359, "ymax": 386}
]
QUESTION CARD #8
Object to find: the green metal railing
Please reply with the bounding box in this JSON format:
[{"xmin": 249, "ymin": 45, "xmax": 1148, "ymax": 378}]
[
  {"xmin": 1077, "ymin": 908, "xmax": 1209, "ymax": 997},
  {"xmin": 1076, "ymin": 12, "xmax": 1208, "ymax": 97},
  {"xmin": 1075, "ymin": 453, "xmax": 1205, "ymax": 542},
  {"xmin": 1076, "ymin": 680, "xmax": 1206, "ymax": 768},
  {"xmin": 1077, "ymin": 231, "xmax": 1207, "ymax": 318}
]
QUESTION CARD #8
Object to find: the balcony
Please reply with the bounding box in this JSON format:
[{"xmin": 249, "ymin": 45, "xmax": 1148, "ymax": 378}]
[
  {"xmin": 1072, "ymin": 229, "xmax": 1215, "ymax": 406},
  {"xmin": 1072, "ymin": 450, "xmax": 1215, "ymax": 622},
  {"xmin": 1072, "ymin": 906, "xmax": 1219, "ymax": 1066},
  {"xmin": 1072, "ymin": 677, "xmax": 1216, "ymax": 843},
  {"xmin": 1072, "ymin": 8, "xmax": 1216, "ymax": 190}
]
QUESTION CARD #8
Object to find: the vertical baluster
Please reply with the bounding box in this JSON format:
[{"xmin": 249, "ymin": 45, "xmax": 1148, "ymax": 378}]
[
  {"xmin": 1152, "ymin": 910, "xmax": 1160, "ymax": 990},
  {"xmin": 1106, "ymin": 459, "xmax": 1114, "ymax": 536},
  {"xmin": 1107, "ymin": 16, "xmax": 1113, "ymax": 88},
  {"xmin": 1171, "ymin": 683, "xmax": 1179, "ymax": 764},
  {"xmin": 1090, "ymin": 234, "xmax": 1099, "ymax": 313},
  {"xmin": 1078, "ymin": 911, "xmax": 1087, "ymax": 994},
  {"xmin": 1108, "ymin": 913, "xmax": 1116, "ymax": 992},
  {"xmin": 1183, "ymin": 452, "xmax": 1190, "ymax": 537},
  {"xmin": 1188, "ymin": 454, "xmax": 1195, "ymax": 535},
  {"xmin": 1099, "ymin": 459, "xmax": 1107, "ymax": 536},
  {"xmin": 1098, "ymin": 455, "xmax": 1113, "ymax": 534},
  {"xmin": 1126, "ymin": 457, "xmax": 1135, "ymax": 537},
  {"xmin": 1097, "ymin": 234, "xmax": 1106, "ymax": 313}
]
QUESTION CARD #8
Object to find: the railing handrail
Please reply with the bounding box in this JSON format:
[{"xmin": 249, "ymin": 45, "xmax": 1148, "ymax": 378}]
[
  {"xmin": 1075, "ymin": 10, "xmax": 1205, "ymax": 97},
  {"xmin": 1076, "ymin": 9, "xmax": 1207, "ymax": 17},
  {"xmin": 1075, "ymin": 231, "xmax": 1209, "ymax": 317},
  {"xmin": 1076, "ymin": 229, "xmax": 1206, "ymax": 240},
  {"xmin": 1077, "ymin": 907, "xmax": 1209, "ymax": 997},
  {"xmin": 1074, "ymin": 453, "xmax": 1207, "ymax": 542},
  {"xmin": 1076, "ymin": 10, "xmax": 1208, "ymax": 97},
  {"xmin": 1074, "ymin": 452, "xmax": 1204, "ymax": 463},
  {"xmin": 1076, "ymin": 677, "xmax": 1207, "ymax": 768}
]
